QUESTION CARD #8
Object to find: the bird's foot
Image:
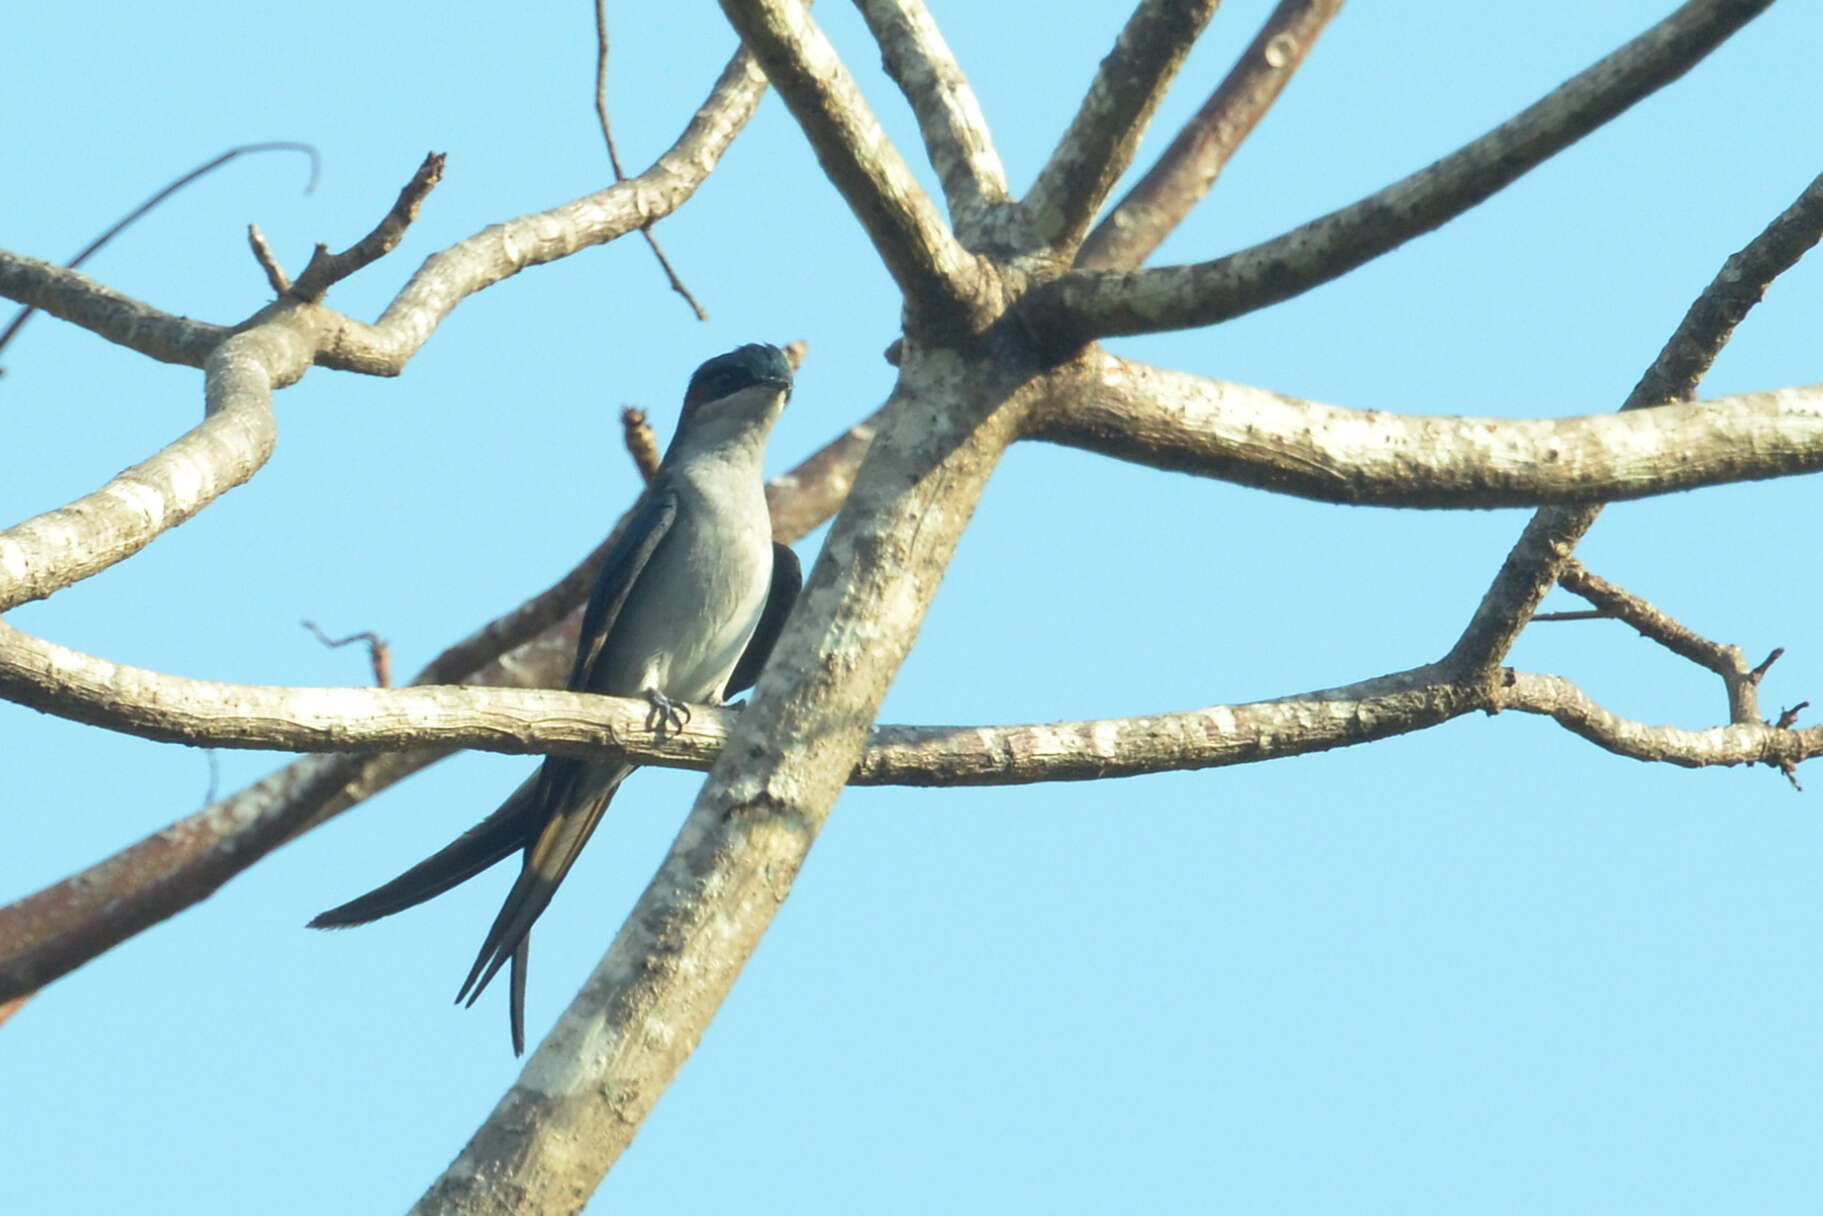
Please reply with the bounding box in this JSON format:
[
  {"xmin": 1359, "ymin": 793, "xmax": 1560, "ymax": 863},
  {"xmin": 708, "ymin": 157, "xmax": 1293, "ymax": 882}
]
[{"xmin": 642, "ymin": 689, "xmax": 691, "ymax": 738}]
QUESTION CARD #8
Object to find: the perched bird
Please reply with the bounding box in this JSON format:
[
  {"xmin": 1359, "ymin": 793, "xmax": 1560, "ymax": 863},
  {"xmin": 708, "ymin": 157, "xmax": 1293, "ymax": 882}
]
[{"xmin": 311, "ymin": 343, "xmax": 801, "ymax": 1054}]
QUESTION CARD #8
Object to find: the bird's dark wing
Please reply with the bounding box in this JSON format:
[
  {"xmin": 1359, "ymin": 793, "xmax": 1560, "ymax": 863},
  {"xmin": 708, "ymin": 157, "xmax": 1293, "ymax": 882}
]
[
  {"xmin": 723, "ymin": 541, "xmax": 800, "ymax": 699},
  {"xmin": 308, "ymin": 771, "xmax": 544, "ymax": 929},
  {"xmin": 453, "ymin": 485, "xmax": 682, "ymax": 1045},
  {"xmin": 570, "ymin": 486, "xmax": 679, "ymax": 691}
]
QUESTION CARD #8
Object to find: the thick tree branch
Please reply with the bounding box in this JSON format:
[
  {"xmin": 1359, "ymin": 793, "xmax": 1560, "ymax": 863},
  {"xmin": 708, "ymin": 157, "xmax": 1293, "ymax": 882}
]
[
  {"xmin": 1032, "ymin": 356, "xmax": 1823, "ymax": 507},
  {"xmin": 1446, "ymin": 165, "xmax": 1823, "ymax": 670},
  {"xmin": 714, "ymin": 0, "xmax": 992, "ymax": 331},
  {"xmin": 0, "ymin": 250, "xmax": 225, "ymax": 367},
  {"xmin": 1021, "ymin": 0, "xmax": 1221, "ymax": 253},
  {"xmin": 1077, "ymin": 0, "xmax": 1344, "ymax": 271},
  {"xmin": 0, "ymin": 314, "xmax": 314, "ymax": 610},
  {"xmin": 1025, "ymin": 0, "xmax": 1775, "ymax": 348},
  {"xmin": 412, "ymin": 341, "xmax": 1039, "ymax": 1212},
  {"xmin": 853, "ymin": 0, "xmax": 1009, "ymax": 238}
]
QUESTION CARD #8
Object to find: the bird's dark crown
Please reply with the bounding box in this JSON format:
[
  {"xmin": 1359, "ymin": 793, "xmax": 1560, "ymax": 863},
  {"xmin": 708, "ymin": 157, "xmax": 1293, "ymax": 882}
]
[{"xmin": 683, "ymin": 343, "xmax": 793, "ymax": 411}]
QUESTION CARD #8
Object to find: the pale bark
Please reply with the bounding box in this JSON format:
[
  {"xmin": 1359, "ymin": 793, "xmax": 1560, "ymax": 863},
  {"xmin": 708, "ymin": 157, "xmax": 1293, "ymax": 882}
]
[{"xmin": 1028, "ymin": 0, "xmax": 1777, "ymax": 347}]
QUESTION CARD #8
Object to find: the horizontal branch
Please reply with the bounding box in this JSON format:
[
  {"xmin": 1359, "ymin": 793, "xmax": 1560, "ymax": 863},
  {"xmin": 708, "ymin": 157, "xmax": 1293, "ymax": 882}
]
[
  {"xmin": 7, "ymin": 608, "xmax": 1816, "ymax": 1003},
  {"xmin": 8, "ymin": 616, "xmax": 1815, "ymax": 788},
  {"xmin": 1026, "ymin": 0, "xmax": 1774, "ymax": 345},
  {"xmin": 1498, "ymin": 671, "xmax": 1820, "ymax": 771},
  {"xmin": 1032, "ymin": 358, "xmax": 1823, "ymax": 507}
]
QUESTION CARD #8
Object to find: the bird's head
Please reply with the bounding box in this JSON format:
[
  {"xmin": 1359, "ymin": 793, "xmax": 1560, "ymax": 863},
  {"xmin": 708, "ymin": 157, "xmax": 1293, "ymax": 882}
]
[{"xmin": 668, "ymin": 343, "xmax": 794, "ymax": 462}]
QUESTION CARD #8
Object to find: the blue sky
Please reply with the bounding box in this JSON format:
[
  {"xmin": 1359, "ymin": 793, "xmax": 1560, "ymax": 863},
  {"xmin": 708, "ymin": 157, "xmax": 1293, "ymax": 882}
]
[{"xmin": 6, "ymin": 2, "xmax": 1823, "ymax": 1212}]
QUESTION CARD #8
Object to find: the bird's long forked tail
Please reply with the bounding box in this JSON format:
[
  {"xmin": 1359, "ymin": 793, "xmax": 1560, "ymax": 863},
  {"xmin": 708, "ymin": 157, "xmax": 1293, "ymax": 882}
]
[
  {"xmin": 456, "ymin": 760, "xmax": 634, "ymax": 1054},
  {"xmin": 307, "ymin": 772, "xmax": 544, "ymax": 929}
]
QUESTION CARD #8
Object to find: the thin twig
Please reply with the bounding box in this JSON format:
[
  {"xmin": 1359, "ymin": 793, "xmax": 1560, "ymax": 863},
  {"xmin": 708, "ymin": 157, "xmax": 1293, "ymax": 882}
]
[
  {"xmin": 302, "ymin": 620, "xmax": 393, "ymax": 688},
  {"xmin": 1556, "ymin": 558, "xmax": 1776, "ymax": 724},
  {"xmin": 288, "ymin": 153, "xmax": 445, "ymax": 300},
  {"xmin": 620, "ymin": 408, "xmax": 661, "ymax": 481},
  {"xmin": 0, "ymin": 142, "xmax": 318, "ymax": 369},
  {"xmin": 594, "ymin": 0, "xmax": 709, "ymax": 320},
  {"xmin": 247, "ymin": 223, "xmax": 291, "ymax": 293}
]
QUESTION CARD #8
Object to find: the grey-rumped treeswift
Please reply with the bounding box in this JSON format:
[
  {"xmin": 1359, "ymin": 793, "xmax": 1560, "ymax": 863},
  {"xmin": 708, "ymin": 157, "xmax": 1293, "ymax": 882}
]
[{"xmin": 310, "ymin": 343, "xmax": 802, "ymax": 1055}]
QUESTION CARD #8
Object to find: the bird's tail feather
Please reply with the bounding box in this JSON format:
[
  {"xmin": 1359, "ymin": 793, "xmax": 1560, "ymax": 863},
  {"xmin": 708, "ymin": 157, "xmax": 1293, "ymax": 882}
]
[
  {"xmin": 307, "ymin": 772, "xmax": 543, "ymax": 929},
  {"xmin": 456, "ymin": 761, "xmax": 634, "ymax": 1015}
]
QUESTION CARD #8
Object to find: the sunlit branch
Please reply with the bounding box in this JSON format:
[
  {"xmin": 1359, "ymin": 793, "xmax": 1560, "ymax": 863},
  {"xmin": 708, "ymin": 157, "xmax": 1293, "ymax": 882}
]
[
  {"xmin": 1033, "ymin": 357, "xmax": 1823, "ymax": 508},
  {"xmin": 853, "ymin": 0, "xmax": 1009, "ymax": 237},
  {"xmin": 1029, "ymin": 0, "xmax": 1776, "ymax": 348},
  {"xmin": 1446, "ymin": 165, "xmax": 1823, "ymax": 670},
  {"xmin": 1078, "ymin": 0, "xmax": 1344, "ymax": 270},
  {"xmin": 715, "ymin": 0, "xmax": 991, "ymax": 331},
  {"xmin": 1021, "ymin": 0, "xmax": 1220, "ymax": 253}
]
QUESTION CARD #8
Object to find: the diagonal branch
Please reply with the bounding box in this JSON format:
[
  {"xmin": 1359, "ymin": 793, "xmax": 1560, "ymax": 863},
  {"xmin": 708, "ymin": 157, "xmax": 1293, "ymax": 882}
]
[
  {"xmin": 715, "ymin": 0, "xmax": 991, "ymax": 331},
  {"xmin": 1027, "ymin": 0, "xmax": 1776, "ymax": 348},
  {"xmin": 0, "ymin": 142, "xmax": 317, "ymax": 368},
  {"xmin": 1030, "ymin": 357, "xmax": 1823, "ymax": 507},
  {"xmin": 287, "ymin": 152, "xmax": 446, "ymax": 300},
  {"xmin": 593, "ymin": 0, "xmax": 710, "ymax": 320},
  {"xmin": 0, "ymin": 250, "xmax": 225, "ymax": 367},
  {"xmin": 1021, "ymin": 0, "xmax": 1221, "ymax": 254},
  {"xmin": 853, "ymin": 0, "xmax": 1009, "ymax": 237},
  {"xmin": 412, "ymin": 344, "xmax": 1040, "ymax": 1211},
  {"xmin": 315, "ymin": 46, "xmax": 768, "ymax": 375},
  {"xmin": 1555, "ymin": 559, "xmax": 1780, "ymax": 726},
  {"xmin": 0, "ymin": 314, "xmax": 315, "ymax": 610},
  {"xmin": 1445, "ymin": 165, "xmax": 1823, "ymax": 671},
  {"xmin": 1077, "ymin": 0, "xmax": 1344, "ymax": 271}
]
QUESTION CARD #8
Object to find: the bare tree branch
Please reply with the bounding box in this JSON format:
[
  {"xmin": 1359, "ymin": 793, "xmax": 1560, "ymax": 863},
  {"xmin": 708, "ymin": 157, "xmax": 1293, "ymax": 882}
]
[
  {"xmin": 0, "ymin": 142, "xmax": 317, "ymax": 368},
  {"xmin": 302, "ymin": 621, "xmax": 393, "ymax": 688},
  {"xmin": 1496, "ymin": 670, "xmax": 1819, "ymax": 773},
  {"xmin": 288, "ymin": 152, "xmax": 446, "ymax": 300},
  {"xmin": 1026, "ymin": 0, "xmax": 1776, "ymax": 349},
  {"xmin": 1556, "ymin": 559, "xmax": 1778, "ymax": 725},
  {"xmin": 315, "ymin": 45, "xmax": 768, "ymax": 375},
  {"xmin": 412, "ymin": 337, "xmax": 1040, "ymax": 1210},
  {"xmin": 1020, "ymin": 0, "xmax": 1221, "ymax": 253},
  {"xmin": 0, "ymin": 317, "xmax": 310, "ymax": 610},
  {"xmin": 0, "ymin": 250, "xmax": 225, "ymax": 367},
  {"xmin": 714, "ymin": 0, "xmax": 992, "ymax": 331},
  {"xmin": 0, "ymin": 50, "xmax": 766, "ymax": 384},
  {"xmin": 1031, "ymin": 357, "xmax": 1823, "ymax": 507},
  {"xmin": 1078, "ymin": 0, "xmax": 1344, "ymax": 270},
  {"xmin": 853, "ymin": 0, "xmax": 1009, "ymax": 237},
  {"xmin": 1446, "ymin": 166, "xmax": 1823, "ymax": 670},
  {"xmin": 246, "ymin": 222, "xmax": 291, "ymax": 293},
  {"xmin": 593, "ymin": 0, "xmax": 711, "ymax": 320}
]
